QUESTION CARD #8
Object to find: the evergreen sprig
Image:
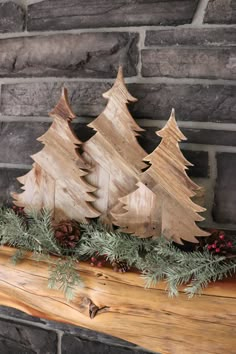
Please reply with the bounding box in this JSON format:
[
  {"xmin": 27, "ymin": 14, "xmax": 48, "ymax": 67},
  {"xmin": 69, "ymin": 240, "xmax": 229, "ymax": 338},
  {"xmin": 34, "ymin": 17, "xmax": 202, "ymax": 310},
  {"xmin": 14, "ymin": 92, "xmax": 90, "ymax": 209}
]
[
  {"xmin": 0, "ymin": 208, "xmax": 82, "ymax": 301},
  {"xmin": 78, "ymin": 222, "xmax": 157, "ymax": 266},
  {"xmin": 0, "ymin": 208, "xmax": 235, "ymax": 300},
  {"xmin": 48, "ymin": 257, "xmax": 83, "ymax": 301},
  {"xmin": 79, "ymin": 223, "xmax": 236, "ymax": 297},
  {"xmin": 138, "ymin": 240, "xmax": 236, "ymax": 297}
]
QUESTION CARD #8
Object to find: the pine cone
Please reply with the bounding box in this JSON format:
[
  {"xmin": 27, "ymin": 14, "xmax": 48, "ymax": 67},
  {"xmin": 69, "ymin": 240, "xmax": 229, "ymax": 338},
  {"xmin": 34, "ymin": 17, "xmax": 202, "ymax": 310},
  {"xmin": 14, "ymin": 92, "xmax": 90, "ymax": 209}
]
[
  {"xmin": 54, "ymin": 220, "xmax": 80, "ymax": 249},
  {"xmin": 111, "ymin": 259, "xmax": 130, "ymax": 273}
]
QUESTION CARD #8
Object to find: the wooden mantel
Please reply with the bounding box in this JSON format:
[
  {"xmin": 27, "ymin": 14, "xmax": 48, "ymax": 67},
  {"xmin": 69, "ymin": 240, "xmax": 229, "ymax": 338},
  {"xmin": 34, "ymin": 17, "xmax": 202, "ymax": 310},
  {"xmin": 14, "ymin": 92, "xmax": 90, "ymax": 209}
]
[{"xmin": 0, "ymin": 246, "xmax": 235, "ymax": 354}]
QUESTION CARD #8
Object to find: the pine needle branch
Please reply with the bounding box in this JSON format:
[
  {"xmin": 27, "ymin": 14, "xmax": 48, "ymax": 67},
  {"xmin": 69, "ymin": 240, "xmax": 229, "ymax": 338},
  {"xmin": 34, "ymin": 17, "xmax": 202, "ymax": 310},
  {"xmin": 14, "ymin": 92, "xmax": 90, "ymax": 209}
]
[
  {"xmin": 48, "ymin": 257, "xmax": 83, "ymax": 301},
  {"xmin": 0, "ymin": 208, "xmax": 236, "ymax": 299},
  {"xmin": 27, "ymin": 209, "xmax": 62, "ymax": 255},
  {"xmin": 79, "ymin": 222, "xmax": 158, "ymax": 266},
  {"xmin": 11, "ymin": 249, "xmax": 27, "ymax": 265},
  {"xmin": 79, "ymin": 224, "xmax": 236, "ymax": 297}
]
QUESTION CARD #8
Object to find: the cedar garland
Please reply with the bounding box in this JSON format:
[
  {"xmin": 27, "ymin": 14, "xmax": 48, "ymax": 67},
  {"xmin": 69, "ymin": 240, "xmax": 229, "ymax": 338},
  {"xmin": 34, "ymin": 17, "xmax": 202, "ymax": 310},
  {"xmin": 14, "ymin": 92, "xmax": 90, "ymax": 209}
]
[{"xmin": 0, "ymin": 208, "xmax": 235, "ymax": 301}]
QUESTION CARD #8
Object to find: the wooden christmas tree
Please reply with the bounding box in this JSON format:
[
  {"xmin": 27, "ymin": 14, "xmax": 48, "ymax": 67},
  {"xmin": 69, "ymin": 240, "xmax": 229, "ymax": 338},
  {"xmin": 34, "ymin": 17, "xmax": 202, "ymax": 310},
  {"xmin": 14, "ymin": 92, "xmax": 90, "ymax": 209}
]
[
  {"xmin": 113, "ymin": 109, "xmax": 209, "ymax": 244},
  {"xmin": 12, "ymin": 88, "xmax": 100, "ymax": 223},
  {"xmin": 83, "ymin": 66, "xmax": 147, "ymax": 222}
]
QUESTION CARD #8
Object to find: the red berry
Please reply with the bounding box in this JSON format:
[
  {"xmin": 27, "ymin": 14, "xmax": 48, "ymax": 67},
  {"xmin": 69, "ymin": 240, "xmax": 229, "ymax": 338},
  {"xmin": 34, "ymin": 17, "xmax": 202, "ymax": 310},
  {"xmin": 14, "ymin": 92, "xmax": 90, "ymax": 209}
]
[
  {"xmin": 91, "ymin": 257, "xmax": 96, "ymax": 263},
  {"xmin": 219, "ymin": 234, "xmax": 225, "ymax": 240},
  {"xmin": 227, "ymin": 241, "xmax": 233, "ymax": 248},
  {"xmin": 68, "ymin": 242, "xmax": 76, "ymax": 248},
  {"xmin": 97, "ymin": 262, "xmax": 103, "ymax": 267},
  {"xmin": 212, "ymin": 244, "xmax": 216, "ymax": 249},
  {"xmin": 215, "ymin": 248, "xmax": 221, "ymax": 253},
  {"xmin": 207, "ymin": 245, "xmax": 212, "ymax": 250}
]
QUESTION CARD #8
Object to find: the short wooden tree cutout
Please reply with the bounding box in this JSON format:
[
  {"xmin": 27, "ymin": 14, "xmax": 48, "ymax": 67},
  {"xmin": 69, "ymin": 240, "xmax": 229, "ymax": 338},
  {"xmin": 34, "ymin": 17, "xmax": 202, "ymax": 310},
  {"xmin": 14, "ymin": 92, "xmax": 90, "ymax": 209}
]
[
  {"xmin": 113, "ymin": 109, "xmax": 209, "ymax": 244},
  {"xmin": 12, "ymin": 88, "xmax": 100, "ymax": 223}
]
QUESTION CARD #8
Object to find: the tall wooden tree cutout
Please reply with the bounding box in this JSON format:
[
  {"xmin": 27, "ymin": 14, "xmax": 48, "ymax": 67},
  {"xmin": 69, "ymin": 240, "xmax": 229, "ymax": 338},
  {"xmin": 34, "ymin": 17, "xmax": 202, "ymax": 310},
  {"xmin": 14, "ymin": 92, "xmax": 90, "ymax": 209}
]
[
  {"xmin": 83, "ymin": 66, "xmax": 147, "ymax": 222},
  {"xmin": 113, "ymin": 109, "xmax": 209, "ymax": 244},
  {"xmin": 12, "ymin": 88, "xmax": 100, "ymax": 223}
]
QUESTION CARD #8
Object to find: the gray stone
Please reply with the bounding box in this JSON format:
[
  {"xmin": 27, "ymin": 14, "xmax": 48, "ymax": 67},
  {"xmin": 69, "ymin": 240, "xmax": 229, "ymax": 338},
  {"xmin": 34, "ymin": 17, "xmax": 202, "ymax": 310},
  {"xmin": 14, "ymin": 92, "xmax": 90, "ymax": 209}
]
[
  {"xmin": 0, "ymin": 82, "xmax": 111, "ymax": 117},
  {"xmin": 45, "ymin": 320, "xmax": 139, "ymax": 349},
  {"xmin": 0, "ymin": 2, "xmax": 24, "ymax": 33},
  {"xmin": 27, "ymin": 0, "xmax": 199, "ymax": 31},
  {"xmin": 213, "ymin": 153, "xmax": 236, "ymax": 224},
  {"xmin": 204, "ymin": 0, "xmax": 236, "ymax": 24},
  {"xmin": 142, "ymin": 127, "xmax": 236, "ymax": 148},
  {"xmin": 141, "ymin": 48, "xmax": 236, "ymax": 80},
  {"xmin": 0, "ymin": 306, "xmax": 46, "ymax": 324},
  {"xmin": 0, "ymin": 122, "xmax": 209, "ymax": 179},
  {"xmin": 73, "ymin": 122, "xmax": 95, "ymax": 142},
  {"xmin": 2, "ymin": 82, "xmax": 236, "ymax": 123},
  {"xmin": 61, "ymin": 333, "xmax": 151, "ymax": 354},
  {"xmin": 145, "ymin": 28, "xmax": 236, "ymax": 46},
  {"xmin": 0, "ymin": 317, "xmax": 57, "ymax": 353},
  {"xmin": 0, "ymin": 32, "xmax": 138, "ymax": 78},
  {"xmin": 180, "ymin": 150, "xmax": 209, "ymax": 178},
  {"xmin": 0, "ymin": 309, "xmax": 140, "ymax": 350},
  {"xmin": 0, "ymin": 168, "xmax": 29, "ymax": 206},
  {"xmin": 0, "ymin": 121, "xmax": 94, "ymax": 165},
  {"xmin": 182, "ymin": 128, "xmax": 236, "ymax": 147},
  {"xmin": 0, "ymin": 122, "xmax": 49, "ymax": 164},
  {"xmin": 129, "ymin": 84, "xmax": 236, "ymax": 123},
  {"xmin": 139, "ymin": 130, "xmax": 209, "ymax": 178}
]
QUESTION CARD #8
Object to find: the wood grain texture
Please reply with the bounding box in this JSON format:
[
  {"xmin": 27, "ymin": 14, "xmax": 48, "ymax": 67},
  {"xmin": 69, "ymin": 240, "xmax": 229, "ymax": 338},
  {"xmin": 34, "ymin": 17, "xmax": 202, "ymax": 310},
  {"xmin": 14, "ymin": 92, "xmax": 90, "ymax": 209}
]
[
  {"xmin": 83, "ymin": 66, "xmax": 147, "ymax": 222},
  {"xmin": 112, "ymin": 181, "xmax": 161, "ymax": 237},
  {"xmin": 114, "ymin": 109, "xmax": 209, "ymax": 244},
  {"xmin": 12, "ymin": 88, "xmax": 100, "ymax": 223},
  {"xmin": 0, "ymin": 246, "xmax": 235, "ymax": 354}
]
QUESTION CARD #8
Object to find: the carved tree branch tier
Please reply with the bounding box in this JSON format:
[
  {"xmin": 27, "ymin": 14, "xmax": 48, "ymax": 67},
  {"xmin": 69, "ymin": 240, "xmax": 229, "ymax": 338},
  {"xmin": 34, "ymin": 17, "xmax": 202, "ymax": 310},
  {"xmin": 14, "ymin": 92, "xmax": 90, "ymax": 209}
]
[{"xmin": 0, "ymin": 247, "xmax": 235, "ymax": 354}]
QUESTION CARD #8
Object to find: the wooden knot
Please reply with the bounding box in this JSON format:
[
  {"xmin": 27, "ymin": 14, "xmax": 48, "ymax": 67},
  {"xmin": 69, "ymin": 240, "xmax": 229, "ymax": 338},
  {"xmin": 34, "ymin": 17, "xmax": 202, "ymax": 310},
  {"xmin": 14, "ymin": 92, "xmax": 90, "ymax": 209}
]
[{"xmin": 84, "ymin": 297, "xmax": 110, "ymax": 319}]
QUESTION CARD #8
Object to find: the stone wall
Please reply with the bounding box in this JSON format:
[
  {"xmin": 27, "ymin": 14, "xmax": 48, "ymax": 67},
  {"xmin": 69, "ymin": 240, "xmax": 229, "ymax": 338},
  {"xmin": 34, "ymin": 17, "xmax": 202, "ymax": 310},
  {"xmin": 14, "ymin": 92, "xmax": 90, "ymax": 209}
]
[
  {"xmin": 0, "ymin": 306, "xmax": 152, "ymax": 354},
  {"xmin": 0, "ymin": 1, "xmax": 235, "ymax": 352},
  {"xmin": 0, "ymin": 0, "xmax": 235, "ymax": 230}
]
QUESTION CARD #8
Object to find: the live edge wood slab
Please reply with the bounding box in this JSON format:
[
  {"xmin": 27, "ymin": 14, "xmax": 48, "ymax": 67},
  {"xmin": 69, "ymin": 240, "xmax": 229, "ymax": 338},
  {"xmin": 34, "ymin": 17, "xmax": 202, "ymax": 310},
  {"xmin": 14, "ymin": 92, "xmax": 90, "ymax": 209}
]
[{"xmin": 0, "ymin": 246, "xmax": 235, "ymax": 354}]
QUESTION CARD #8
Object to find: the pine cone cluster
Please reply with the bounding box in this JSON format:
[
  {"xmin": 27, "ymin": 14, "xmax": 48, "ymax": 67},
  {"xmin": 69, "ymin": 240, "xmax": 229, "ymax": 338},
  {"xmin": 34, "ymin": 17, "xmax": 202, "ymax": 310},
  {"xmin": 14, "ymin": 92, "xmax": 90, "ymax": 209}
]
[
  {"xmin": 111, "ymin": 259, "xmax": 130, "ymax": 273},
  {"xmin": 54, "ymin": 220, "xmax": 80, "ymax": 249},
  {"xmin": 90, "ymin": 253, "xmax": 130, "ymax": 273}
]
